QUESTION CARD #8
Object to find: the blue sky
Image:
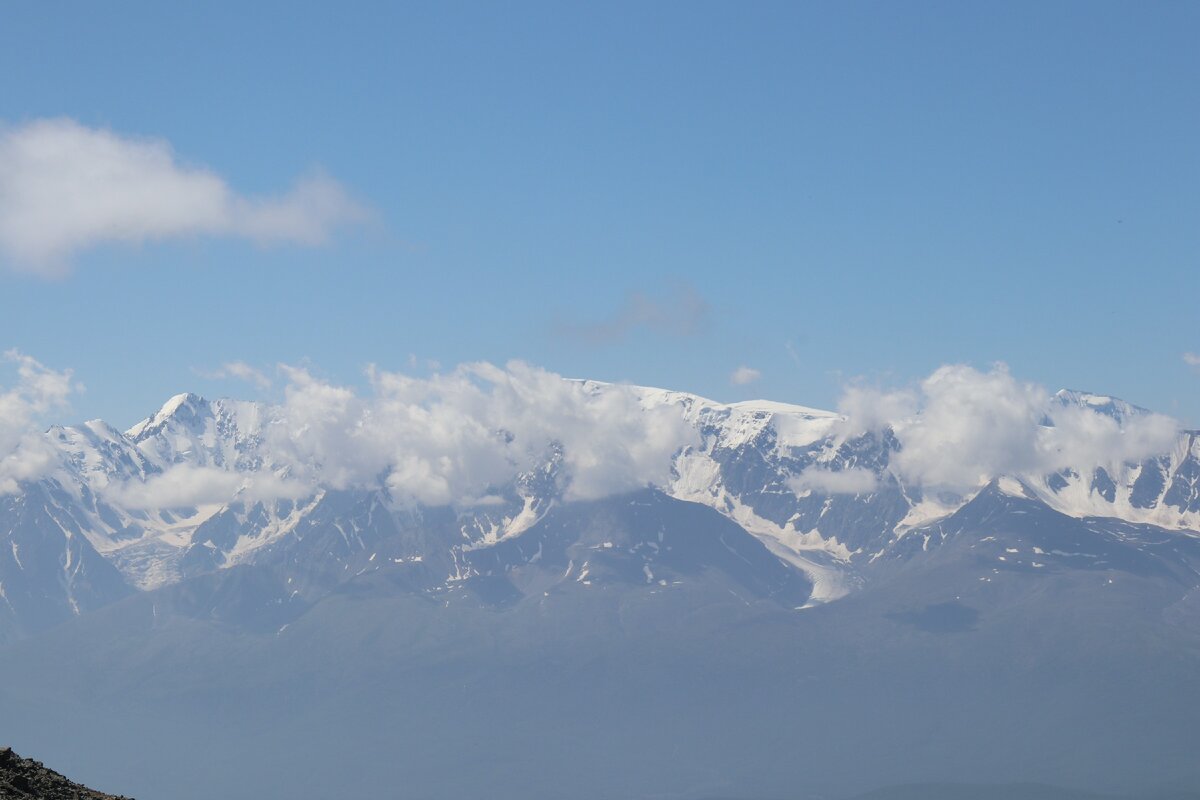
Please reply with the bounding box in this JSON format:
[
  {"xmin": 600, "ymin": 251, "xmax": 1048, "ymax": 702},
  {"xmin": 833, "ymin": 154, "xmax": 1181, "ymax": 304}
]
[{"xmin": 0, "ymin": 1, "xmax": 1196, "ymax": 428}]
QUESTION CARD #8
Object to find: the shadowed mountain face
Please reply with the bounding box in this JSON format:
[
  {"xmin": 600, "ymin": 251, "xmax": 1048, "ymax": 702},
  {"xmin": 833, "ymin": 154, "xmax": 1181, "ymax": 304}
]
[
  {"xmin": 0, "ymin": 747, "xmax": 131, "ymax": 799},
  {"xmin": 0, "ymin": 388, "xmax": 1198, "ymax": 799},
  {"xmin": 0, "ymin": 483, "xmax": 132, "ymax": 640}
]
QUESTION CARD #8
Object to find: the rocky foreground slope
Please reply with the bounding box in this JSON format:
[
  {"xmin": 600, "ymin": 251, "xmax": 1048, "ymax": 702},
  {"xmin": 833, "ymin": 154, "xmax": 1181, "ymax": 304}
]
[{"xmin": 0, "ymin": 747, "xmax": 130, "ymax": 799}]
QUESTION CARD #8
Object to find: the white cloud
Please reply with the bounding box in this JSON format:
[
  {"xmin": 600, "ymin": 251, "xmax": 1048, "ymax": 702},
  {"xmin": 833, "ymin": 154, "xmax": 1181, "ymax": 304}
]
[
  {"xmin": 1185, "ymin": 352, "xmax": 1200, "ymax": 369},
  {"xmin": 835, "ymin": 383, "xmax": 918, "ymax": 439},
  {"xmin": 1039, "ymin": 403, "xmax": 1179, "ymax": 476},
  {"xmin": 267, "ymin": 361, "xmax": 699, "ymax": 506},
  {"xmin": 0, "ymin": 118, "xmax": 367, "ymax": 274},
  {"xmin": 833, "ymin": 364, "xmax": 1180, "ymax": 492},
  {"xmin": 197, "ymin": 361, "xmax": 272, "ymax": 390},
  {"xmin": 889, "ymin": 364, "xmax": 1049, "ymax": 489},
  {"xmin": 730, "ymin": 366, "xmax": 761, "ymax": 386},
  {"xmin": 0, "ymin": 350, "xmax": 78, "ymax": 494},
  {"xmin": 789, "ymin": 467, "xmax": 878, "ymax": 495},
  {"xmin": 111, "ymin": 465, "xmax": 242, "ymax": 509},
  {"xmin": 111, "ymin": 465, "xmax": 308, "ymax": 510}
]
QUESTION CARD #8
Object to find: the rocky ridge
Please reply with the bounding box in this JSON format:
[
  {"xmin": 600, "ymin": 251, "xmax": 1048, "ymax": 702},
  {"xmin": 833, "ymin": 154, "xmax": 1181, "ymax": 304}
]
[{"xmin": 0, "ymin": 747, "xmax": 131, "ymax": 800}]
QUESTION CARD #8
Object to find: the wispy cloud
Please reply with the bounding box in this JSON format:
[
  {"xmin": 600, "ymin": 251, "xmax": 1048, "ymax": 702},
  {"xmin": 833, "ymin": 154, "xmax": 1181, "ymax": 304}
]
[
  {"xmin": 556, "ymin": 283, "xmax": 711, "ymax": 344},
  {"xmin": 1185, "ymin": 352, "xmax": 1200, "ymax": 369},
  {"xmin": 730, "ymin": 366, "xmax": 761, "ymax": 385},
  {"xmin": 0, "ymin": 118, "xmax": 368, "ymax": 275},
  {"xmin": 195, "ymin": 361, "xmax": 273, "ymax": 390},
  {"xmin": 784, "ymin": 340, "xmax": 804, "ymax": 369}
]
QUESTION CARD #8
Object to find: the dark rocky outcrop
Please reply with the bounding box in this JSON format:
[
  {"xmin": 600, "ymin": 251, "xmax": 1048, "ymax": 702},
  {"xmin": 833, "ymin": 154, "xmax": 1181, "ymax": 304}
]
[{"xmin": 0, "ymin": 747, "xmax": 131, "ymax": 799}]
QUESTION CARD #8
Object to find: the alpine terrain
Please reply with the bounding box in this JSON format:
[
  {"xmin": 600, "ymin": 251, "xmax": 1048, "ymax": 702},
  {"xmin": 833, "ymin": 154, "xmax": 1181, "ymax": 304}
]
[{"xmin": 0, "ymin": 376, "xmax": 1198, "ymax": 800}]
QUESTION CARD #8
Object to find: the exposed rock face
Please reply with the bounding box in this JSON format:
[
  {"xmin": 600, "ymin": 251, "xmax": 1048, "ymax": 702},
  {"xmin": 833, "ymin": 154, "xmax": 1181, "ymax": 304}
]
[{"xmin": 0, "ymin": 747, "xmax": 131, "ymax": 800}]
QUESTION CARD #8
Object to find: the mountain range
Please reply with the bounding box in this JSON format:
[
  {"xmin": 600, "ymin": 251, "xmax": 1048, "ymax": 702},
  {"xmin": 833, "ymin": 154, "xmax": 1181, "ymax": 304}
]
[{"xmin": 0, "ymin": 382, "xmax": 1197, "ymax": 799}]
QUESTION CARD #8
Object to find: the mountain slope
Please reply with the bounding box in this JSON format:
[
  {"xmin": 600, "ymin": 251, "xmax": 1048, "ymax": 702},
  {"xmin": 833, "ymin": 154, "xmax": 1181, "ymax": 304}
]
[{"xmin": 0, "ymin": 481, "xmax": 132, "ymax": 641}]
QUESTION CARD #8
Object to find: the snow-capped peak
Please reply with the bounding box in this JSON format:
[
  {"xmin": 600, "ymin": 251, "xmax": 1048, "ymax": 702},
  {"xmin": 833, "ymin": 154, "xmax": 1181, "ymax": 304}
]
[
  {"xmin": 126, "ymin": 392, "xmax": 211, "ymax": 440},
  {"xmin": 1052, "ymin": 389, "xmax": 1149, "ymax": 424}
]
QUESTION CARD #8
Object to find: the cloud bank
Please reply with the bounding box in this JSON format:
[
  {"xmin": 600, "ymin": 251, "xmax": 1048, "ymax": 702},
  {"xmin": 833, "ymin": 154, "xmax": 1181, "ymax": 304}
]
[
  {"xmin": 0, "ymin": 351, "xmax": 1183, "ymax": 509},
  {"xmin": 0, "ymin": 118, "xmax": 366, "ymax": 274},
  {"xmin": 832, "ymin": 364, "xmax": 1179, "ymax": 492},
  {"xmin": 261, "ymin": 361, "xmax": 700, "ymax": 507}
]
